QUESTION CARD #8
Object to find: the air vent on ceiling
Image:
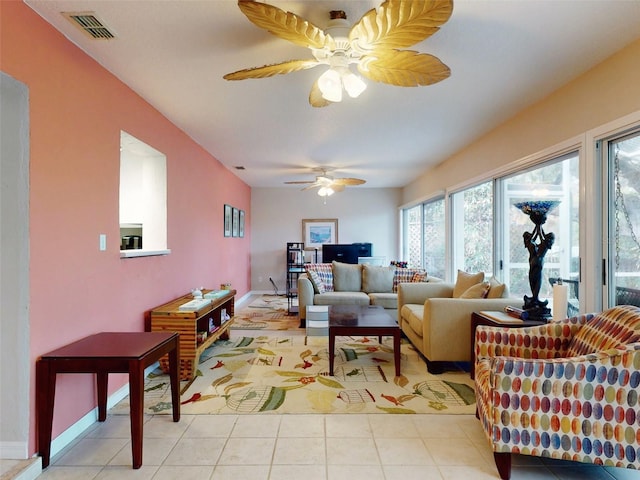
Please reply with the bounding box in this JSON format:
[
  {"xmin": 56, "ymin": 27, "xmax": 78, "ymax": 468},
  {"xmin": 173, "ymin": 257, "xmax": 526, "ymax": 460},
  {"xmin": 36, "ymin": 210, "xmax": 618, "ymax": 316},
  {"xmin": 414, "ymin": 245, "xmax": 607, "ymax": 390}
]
[{"xmin": 62, "ymin": 12, "xmax": 115, "ymax": 39}]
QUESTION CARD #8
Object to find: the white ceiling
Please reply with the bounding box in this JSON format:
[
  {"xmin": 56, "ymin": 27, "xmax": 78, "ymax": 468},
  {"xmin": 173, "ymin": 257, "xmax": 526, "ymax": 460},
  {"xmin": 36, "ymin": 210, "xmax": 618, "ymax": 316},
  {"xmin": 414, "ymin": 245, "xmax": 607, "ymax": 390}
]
[{"xmin": 26, "ymin": 0, "xmax": 640, "ymax": 189}]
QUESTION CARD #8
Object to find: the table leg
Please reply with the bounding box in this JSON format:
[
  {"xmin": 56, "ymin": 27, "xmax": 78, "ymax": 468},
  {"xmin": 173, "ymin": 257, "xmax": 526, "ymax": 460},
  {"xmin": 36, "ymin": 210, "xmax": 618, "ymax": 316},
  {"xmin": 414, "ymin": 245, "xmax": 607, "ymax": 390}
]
[
  {"xmin": 128, "ymin": 360, "xmax": 144, "ymax": 469},
  {"xmin": 329, "ymin": 330, "xmax": 336, "ymax": 376},
  {"xmin": 168, "ymin": 339, "xmax": 181, "ymax": 422},
  {"xmin": 393, "ymin": 332, "xmax": 401, "ymax": 376},
  {"xmin": 36, "ymin": 360, "xmax": 55, "ymax": 468},
  {"xmin": 96, "ymin": 372, "xmax": 108, "ymax": 421}
]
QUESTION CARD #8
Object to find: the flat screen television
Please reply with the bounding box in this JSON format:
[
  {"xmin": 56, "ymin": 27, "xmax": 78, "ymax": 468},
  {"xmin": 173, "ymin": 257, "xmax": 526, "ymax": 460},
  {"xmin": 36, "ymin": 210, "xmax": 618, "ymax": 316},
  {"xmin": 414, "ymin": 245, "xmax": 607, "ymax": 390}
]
[{"xmin": 322, "ymin": 244, "xmax": 359, "ymax": 264}]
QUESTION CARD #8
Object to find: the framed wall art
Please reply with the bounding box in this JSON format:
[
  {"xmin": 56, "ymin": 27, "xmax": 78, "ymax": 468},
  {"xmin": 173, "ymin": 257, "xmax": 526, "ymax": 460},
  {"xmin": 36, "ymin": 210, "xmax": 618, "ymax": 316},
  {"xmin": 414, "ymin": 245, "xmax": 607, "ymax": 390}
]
[
  {"xmin": 232, "ymin": 207, "xmax": 239, "ymax": 237},
  {"xmin": 223, "ymin": 204, "xmax": 232, "ymax": 237},
  {"xmin": 302, "ymin": 218, "xmax": 338, "ymax": 250},
  {"xmin": 239, "ymin": 210, "xmax": 245, "ymax": 238}
]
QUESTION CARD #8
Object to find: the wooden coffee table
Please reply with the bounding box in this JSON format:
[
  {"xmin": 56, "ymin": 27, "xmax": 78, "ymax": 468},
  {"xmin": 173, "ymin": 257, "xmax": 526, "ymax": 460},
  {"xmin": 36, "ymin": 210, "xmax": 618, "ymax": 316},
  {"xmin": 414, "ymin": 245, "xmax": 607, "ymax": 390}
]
[{"xmin": 328, "ymin": 305, "xmax": 401, "ymax": 376}]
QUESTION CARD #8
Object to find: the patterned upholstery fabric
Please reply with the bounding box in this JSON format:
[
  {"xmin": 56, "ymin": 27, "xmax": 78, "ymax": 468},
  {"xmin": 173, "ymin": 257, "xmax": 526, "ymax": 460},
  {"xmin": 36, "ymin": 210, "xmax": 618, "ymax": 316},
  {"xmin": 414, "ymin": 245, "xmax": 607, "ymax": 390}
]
[
  {"xmin": 306, "ymin": 270, "xmax": 326, "ymax": 294},
  {"xmin": 304, "ymin": 264, "xmax": 334, "ymax": 293},
  {"xmin": 474, "ymin": 306, "xmax": 640, "ymax": 479},
  {"xmin": 566, "ymin": 305, "xmax": 640, "ymax": 357},
  {"xmin": 392, "ymin": 268, "xmax": 426, "ymax": 293}
]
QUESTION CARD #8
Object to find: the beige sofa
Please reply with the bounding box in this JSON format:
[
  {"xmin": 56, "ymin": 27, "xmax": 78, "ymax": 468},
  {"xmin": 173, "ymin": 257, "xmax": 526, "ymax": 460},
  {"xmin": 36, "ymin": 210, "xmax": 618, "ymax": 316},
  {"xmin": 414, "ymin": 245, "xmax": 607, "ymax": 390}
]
[
  {"xmin": 398, "ymin": 276, "xmax": 515, "ymax": 373},
  {"xmin": 297, "ymin": 261, "xmax": 442, "ymax": 325}
]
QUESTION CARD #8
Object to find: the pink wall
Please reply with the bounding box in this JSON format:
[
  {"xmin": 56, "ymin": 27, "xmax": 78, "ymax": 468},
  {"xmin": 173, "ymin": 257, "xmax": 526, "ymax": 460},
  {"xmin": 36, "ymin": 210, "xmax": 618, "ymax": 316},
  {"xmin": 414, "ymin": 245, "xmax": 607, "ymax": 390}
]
[{"xmin": 1, "ymin": 1, "xmax": 251, "ymax": 455}]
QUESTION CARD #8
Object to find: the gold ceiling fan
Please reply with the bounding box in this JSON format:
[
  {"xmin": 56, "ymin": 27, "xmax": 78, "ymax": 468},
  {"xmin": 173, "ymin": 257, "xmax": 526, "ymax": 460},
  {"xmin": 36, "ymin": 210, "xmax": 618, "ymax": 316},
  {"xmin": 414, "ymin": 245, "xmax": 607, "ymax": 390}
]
[
  {"xmin": 284, "ymin": 169, "xmax": 366, "ymax": 196},
  {"xmin": 224, "ymin": 0, "xmax": 453, "ymax": 107}
]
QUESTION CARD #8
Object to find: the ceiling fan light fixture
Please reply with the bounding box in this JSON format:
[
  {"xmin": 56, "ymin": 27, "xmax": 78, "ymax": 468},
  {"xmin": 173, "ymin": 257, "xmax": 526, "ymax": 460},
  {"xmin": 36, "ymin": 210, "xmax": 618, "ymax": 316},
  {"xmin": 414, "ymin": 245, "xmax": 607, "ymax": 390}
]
[
  {"xmin": 318, "ymin": 186, "xmax": 334, "ymax": 197},
  {"xmin": 341, "ymin": 69, "xmax": 367, "ymax": 98},
  {"xmin": 318, "ymin": 68, "xmax": 343, "ymax": 102}
]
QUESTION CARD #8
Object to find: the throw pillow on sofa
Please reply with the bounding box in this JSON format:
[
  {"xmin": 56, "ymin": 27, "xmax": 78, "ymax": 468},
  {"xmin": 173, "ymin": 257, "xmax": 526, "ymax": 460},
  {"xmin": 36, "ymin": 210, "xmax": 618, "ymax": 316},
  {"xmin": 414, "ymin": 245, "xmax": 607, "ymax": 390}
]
[
  {"xmin": 362, "ymin": 265, "xmax": 394, "ymax": 293},
  {"xmin": 332, "ymin": 261, "xmax": 363, "ymax": 291},
  {"xmin": 486, "ymin": 276, "xmax": 506, "ymax": 298},
  {"xmin": 392, "ymin": 267, "xmax": 427, "ymax": 292},
  {"xmin": 460, "ymin": 281, "xmax": 491, "ymax": 298},
  {"xmin": 452, "ymin": 270, "xmax": 484, "ymax": 297},
  {"xmin": 305, "ymin": 264, "xmax": 334, "ymax": 293}
]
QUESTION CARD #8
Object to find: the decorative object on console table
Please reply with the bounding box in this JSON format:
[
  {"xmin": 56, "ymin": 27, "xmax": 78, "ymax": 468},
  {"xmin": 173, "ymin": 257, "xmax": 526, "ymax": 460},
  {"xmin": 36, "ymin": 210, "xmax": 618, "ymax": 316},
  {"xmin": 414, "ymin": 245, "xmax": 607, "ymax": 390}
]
[
  {"xmin": 514, "ymin": 200, "xmax": 560, "ymax": 321},
  {"xmin": 286, "ymin": 242, "xmax": 305, "ymax": 316},
  {"xmin": 470, "ymin": 311, "xmax": 545, "ymax": 379},
  {"xmin": 302, "ymin": 218, "xmax": 337, "ymax": 251},
  {"xmin": 148, "ymin": 289, "xmax": 236, "ymax": 380}
]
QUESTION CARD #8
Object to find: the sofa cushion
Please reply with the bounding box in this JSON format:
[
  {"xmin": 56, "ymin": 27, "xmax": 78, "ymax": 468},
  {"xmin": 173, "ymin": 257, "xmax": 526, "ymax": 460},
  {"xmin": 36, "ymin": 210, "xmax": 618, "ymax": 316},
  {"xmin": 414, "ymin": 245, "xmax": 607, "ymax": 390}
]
[
  {"xmin": 460, "ymin": 281, "xmax": 491, "ymax": 298},
  {"xmin": 332, "ymin": 261, "xmax": 362, "ymax": 292},
  {"xmin": 486, "ymin": 276, "xmax": 506, "ymax": 298},
  {"xmin": 392, "ymin": 267, "xmax": 427, "ymax": 292},
  {"xmin": 401, "ymin": 304, "xmax": 425, "ymax": 338},
  {"xmin": 362, "ymin": 265, "xmax": 394, "ymax": 293},
  {"xmin": 452, "ymin": 270, "xmax": 485, "ymax": 298},
  {"xmin": 368, "ymin": 292, "xmax": 397, "ymax": 309},
  {"xmin": 305, "ymin": 264, "xmax": 334, "ymax": 293},
  {"xmin": 566, "ymin": 304, "xmax": 640, "ymax": 357},
  {"xmin": 314, "ymin": 291, "xmax": 370, "ymax": 306}
]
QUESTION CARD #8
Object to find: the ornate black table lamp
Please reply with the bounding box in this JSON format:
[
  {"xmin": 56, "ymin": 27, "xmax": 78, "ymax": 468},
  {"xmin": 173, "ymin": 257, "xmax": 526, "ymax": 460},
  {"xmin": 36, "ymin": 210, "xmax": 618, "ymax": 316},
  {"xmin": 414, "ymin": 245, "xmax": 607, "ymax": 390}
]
[{"xmin": 514, "ymin": 200, "xmax": 560, "ymax": 321}]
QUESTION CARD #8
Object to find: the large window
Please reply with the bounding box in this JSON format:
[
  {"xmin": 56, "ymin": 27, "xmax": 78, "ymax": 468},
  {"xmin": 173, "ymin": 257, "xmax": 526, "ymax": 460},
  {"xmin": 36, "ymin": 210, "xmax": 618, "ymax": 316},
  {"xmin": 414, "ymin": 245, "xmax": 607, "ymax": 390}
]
[
  {"xmin": 450, "ymin": 182, "xmax": 493, "ymax": 276},
  {"xmin": 605, "ymin": 130, "xmax": 640, "ymax": 307},
  {"xmin": 402, "ymin": 198, "xmax": 445, "ymax": 277},
  {"xmin": 498, "ymin": 153, "xmax": 579, "ymax": 309},
  {"xmin": 401, "ymin": 154, "xmax": 579, "ymax": 313},
  {"xmin": 423, "ymin": 199, "xmax": 445, "ymax": 279},
  {"xmin": 403, "ymin": 204, "xmax": 422, "ymax": 267}
]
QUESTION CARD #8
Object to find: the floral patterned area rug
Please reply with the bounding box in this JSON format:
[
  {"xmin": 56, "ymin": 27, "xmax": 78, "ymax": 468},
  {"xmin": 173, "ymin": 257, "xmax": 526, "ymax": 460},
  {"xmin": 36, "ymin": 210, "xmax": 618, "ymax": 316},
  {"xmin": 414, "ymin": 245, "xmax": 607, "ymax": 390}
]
[
  {"xmin": 231, "ymin": 295, "xmax": 300, "ymax": 330},
  {"xmin": 111, "ymin": 336, "xmax": 476, "ymax": 415}
]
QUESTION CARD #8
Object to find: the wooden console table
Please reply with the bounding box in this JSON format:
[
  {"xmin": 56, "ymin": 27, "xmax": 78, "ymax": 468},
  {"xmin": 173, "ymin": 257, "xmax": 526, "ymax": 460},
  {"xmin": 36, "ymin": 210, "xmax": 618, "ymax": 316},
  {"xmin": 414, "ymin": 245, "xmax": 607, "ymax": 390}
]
[
  {"xmin": 470, "ymin": 311, "xmax": 545, "ymax": 379},
  {"xmin": 36, "ymin": 332, "xmax": 180, "ymax": 469},
  {"xmin": 149, "ymin": 289, "xmax": 235, "ymax": 380}
]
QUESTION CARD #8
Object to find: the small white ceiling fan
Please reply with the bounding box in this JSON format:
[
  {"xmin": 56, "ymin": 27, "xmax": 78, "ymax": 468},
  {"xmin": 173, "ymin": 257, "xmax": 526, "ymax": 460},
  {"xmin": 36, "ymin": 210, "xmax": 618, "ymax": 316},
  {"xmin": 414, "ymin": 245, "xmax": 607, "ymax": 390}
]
[{"xmin": 284, "ymin": 169, "xmax": 366, "ymax": 196}]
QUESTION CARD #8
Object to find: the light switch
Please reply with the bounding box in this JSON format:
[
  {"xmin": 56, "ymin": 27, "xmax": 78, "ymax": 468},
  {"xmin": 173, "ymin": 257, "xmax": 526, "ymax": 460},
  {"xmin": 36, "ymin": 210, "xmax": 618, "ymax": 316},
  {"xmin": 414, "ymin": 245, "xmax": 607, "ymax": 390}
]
[{"xmin": 99, "ymin": 234, "xmax": 107, "ymax": 251}]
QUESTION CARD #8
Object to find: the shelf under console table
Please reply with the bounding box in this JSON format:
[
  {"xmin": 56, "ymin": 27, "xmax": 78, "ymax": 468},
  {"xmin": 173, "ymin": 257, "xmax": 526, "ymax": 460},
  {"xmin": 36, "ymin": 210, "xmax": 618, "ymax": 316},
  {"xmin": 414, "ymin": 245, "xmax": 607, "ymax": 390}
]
[{"xmin": 148, "ymin": 289, "xmax": 236, "ymax": 380}]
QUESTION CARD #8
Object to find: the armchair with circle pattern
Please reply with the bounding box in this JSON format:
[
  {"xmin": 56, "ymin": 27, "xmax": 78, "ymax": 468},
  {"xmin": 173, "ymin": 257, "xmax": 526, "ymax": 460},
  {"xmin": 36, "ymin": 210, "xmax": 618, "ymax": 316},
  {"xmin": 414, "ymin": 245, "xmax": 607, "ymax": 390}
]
[{"xmin": 474, "ymin": 305, "xmax": 640, "ymax": 479}]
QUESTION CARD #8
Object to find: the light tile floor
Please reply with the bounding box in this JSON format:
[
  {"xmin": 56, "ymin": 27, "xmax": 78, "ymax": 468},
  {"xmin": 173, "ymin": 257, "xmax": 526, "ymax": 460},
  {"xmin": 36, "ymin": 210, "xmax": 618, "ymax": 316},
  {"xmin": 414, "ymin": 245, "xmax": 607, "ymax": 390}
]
[
  {"xmin": 37, "ymin": 412, "xmax": 640, "ymax": 480},
  {"xmin": 31, "ymin": 322, "xmax": 640, "ymax": 480}
]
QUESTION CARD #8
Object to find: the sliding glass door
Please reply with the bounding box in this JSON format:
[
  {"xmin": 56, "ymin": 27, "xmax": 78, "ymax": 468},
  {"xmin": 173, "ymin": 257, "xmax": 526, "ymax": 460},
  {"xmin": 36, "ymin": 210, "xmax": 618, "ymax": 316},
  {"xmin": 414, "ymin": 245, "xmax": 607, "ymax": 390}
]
[
  {"xmin": 498, "ymin": 153, "xmax": 580, "ymax": 312},
  {"xmin": 605, "ymin": 131, "xmax": 640, "ymax": 307}
]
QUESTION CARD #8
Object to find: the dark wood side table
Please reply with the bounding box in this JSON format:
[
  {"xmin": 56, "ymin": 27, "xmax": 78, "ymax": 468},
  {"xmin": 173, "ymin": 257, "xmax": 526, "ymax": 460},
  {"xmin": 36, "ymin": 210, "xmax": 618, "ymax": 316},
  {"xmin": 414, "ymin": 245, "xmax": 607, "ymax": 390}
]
[
  {"xmin": 36, "ymin": 332, "xmax": 180, "ymax": 469},
  {"xmin": 470, "ymin": 311, "xmax": 545, "ymax": 379},
  {"xmin": 328, "ymin": 305, "xmax": 401, "ymax": 377}
]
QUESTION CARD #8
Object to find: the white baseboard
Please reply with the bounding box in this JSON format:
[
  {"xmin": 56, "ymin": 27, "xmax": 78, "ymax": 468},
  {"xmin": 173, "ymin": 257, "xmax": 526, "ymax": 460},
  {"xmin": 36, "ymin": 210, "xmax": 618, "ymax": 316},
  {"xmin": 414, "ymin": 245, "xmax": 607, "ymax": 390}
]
[
  {"xmin": 0, "ymin": 441, "xmax": 28, "ymax": 459},
  {"xmin": 18, "ymin": 457, "xmax": 42, "ymax": 480}
]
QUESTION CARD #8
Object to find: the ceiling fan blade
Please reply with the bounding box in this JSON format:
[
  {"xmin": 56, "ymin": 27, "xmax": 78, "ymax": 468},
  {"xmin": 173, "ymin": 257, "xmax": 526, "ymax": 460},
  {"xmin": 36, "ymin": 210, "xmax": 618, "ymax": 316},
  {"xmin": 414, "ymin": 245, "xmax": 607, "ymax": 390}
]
[
  {"xmin": 332, "ymin": 178, "xmax": 366, "ymax": 186},
  {"xmin": 301, "ymin": 182, "xmax": 322, "ymax": 191},
  {"xmin": 309, "ymin": 80, "xmax": 332, "ymax": 108},
  {"xmin": 358, "ymin": 50, "xmax": 450, "ymax": 86},
  {"xmin": 238, "ymin": 0, "xmax": 329, "ymax": 50},
  {"xmin": 284, "ymin": 180, "xmax": 314, "ymax": 185},
  {"xmin": 224, "ymin": 59, "xmax": 320, "ymax": 80},
  {"xmin": 331, "ymin": 184, "xmax": 346, "ymax": 193},
  {"xmin": 349, "ymin": 0, "xmax": 453, "ymax": 52}
]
